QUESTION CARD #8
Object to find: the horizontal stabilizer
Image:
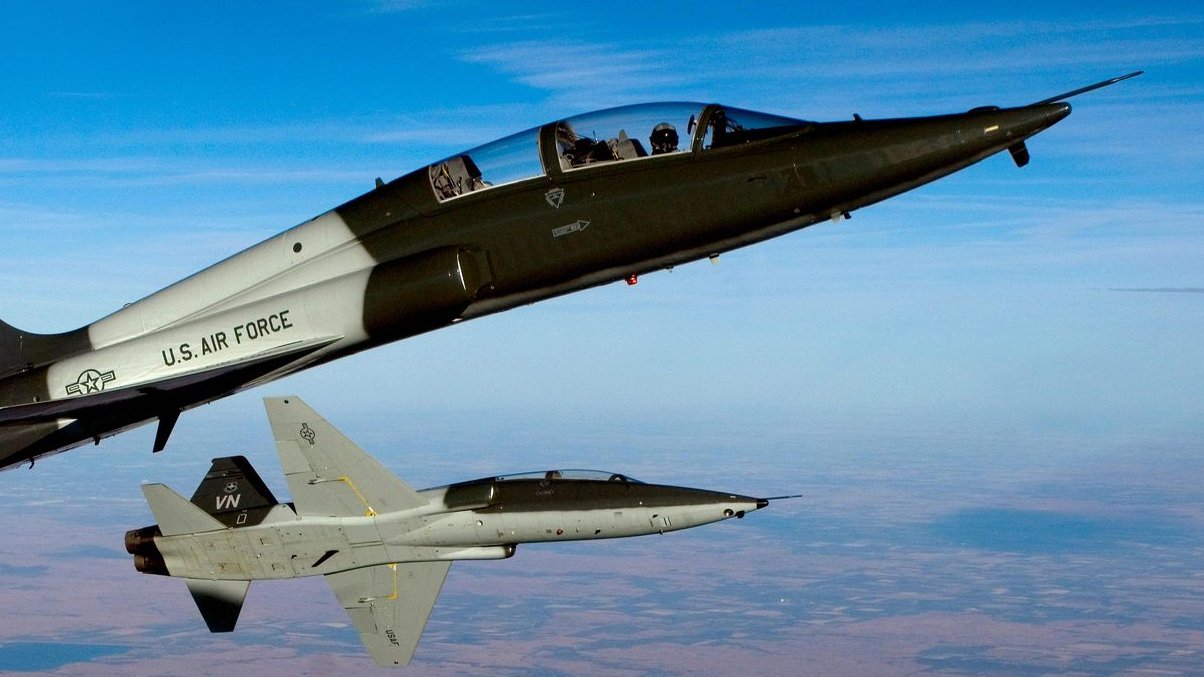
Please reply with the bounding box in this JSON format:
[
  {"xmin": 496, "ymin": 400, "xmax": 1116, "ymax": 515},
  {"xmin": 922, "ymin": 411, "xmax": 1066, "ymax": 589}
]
[
  {"xmin": 142, "ymin": 483, "xmax": 225, "ymax": 536},
  {"xmin": 265, "ymin": 396, "xmax": 425, "ymax": 517},
  {"xmin": 185, "ymin": 578, "xmax": 250, "ymax": 633}
]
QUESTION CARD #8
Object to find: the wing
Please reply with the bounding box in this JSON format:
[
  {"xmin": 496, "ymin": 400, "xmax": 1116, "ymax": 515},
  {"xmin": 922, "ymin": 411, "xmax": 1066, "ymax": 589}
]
[
  {"xmin": 264, "ymin": 396, "xmax": 425, "ymax": 517},
  {"xmin": 325, "ymin": 562, "xmax": 451, "ymax": 667}
]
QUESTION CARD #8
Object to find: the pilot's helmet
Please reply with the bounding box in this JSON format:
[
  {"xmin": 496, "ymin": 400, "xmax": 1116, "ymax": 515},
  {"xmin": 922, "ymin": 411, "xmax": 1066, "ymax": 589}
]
[{"xmin": 650, "ymin": 123, "xmax": 679, "ymax": 154}]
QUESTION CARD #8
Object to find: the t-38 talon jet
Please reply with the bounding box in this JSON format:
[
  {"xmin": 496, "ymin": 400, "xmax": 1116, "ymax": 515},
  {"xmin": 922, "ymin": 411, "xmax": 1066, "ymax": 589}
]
[
  {"xmin": 125, "ymin": 396, "xmax": 787, "ymax": 666},
  {"xmin": 0, "ymin": 72, "xmax": 1141, "ymax": 470}
]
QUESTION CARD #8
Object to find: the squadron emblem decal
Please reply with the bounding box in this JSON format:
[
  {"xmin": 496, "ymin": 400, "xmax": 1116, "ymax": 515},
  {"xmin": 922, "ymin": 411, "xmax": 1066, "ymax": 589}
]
[
  {"xmin": 544, "ymin": 187, "xmax": 565, "ymax": 209},
  {"xmin": 65, "ymin": 369, "xmax": 116, "ymax": 396},
  {"xmin": 299, "ymin": 423, "xmax": 317, "ymax": 445},
  {"xmin": 216, "ymin": 480, "xmax": 242, "ymax": 511}
]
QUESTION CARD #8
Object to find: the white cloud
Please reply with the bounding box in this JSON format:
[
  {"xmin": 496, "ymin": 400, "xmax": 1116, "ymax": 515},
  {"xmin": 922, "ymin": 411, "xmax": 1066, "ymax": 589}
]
[
  {"xmin": 359, "ymin": 0, "xmax": 439, "ymax": 13},
  {"xmin": 461, "ymin": 41, "xmax": 692, "ymax": 108},
  {"xmin": 456, "ymin": 15, "xmax": 1202, "ymax": 114},
  {"xmin": 0, "ymin": 155, "xmax": 376, "ymax": 188},
  {"xmin": 44, "ymin": 91, "xmax": 116, "ymax": 100}
]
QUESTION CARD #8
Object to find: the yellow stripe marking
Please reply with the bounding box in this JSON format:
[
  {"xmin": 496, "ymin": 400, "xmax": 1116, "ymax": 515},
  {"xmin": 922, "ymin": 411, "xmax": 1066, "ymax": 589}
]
[
  {"xmin": 336, "ymin": 476, "xmax": 377, "ymax": 517},
  {"xmin": 387, "ymin": 563, "xmax": 399, "ymax": 600}
]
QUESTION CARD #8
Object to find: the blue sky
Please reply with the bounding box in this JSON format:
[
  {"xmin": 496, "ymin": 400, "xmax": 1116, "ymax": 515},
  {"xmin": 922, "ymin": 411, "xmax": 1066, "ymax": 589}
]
[
  {"xmin": 0, "ymin": 2, "xmax": 1201, "ymax": 447},
  {"xmin": 2, "ymin": 3, "xmax": 1204, "ymax": 674}
]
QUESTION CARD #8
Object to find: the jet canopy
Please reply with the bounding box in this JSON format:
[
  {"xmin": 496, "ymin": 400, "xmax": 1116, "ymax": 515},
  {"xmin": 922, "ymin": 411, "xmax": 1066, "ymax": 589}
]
[
  {"xmin": 487, "ymin": 469, "xmax": 644, "ymax": 483},
  {"xmin": 427, "ymin": 102, "xmax": 811, "ymax": 202}
]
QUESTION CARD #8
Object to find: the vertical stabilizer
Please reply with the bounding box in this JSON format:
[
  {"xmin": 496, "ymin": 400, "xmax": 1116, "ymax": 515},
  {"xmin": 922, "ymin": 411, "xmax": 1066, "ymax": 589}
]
[
  {"xmin": 189, "ymin": 456, "xmax": 279, "ymax": 528},
  {"xmin": 0, "ymin": 318, "xmax": 90, "ymax": 377}
]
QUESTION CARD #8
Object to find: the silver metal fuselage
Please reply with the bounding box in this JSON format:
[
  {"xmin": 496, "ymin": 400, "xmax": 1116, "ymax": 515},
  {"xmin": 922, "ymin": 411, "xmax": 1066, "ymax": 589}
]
[
  {"xmin": 143, "ymin": 480, "xmax": 763, "ymax": 581},
  {"xmin": 126, "ymin": 395, "xmax": 778, "ymax": 665}
]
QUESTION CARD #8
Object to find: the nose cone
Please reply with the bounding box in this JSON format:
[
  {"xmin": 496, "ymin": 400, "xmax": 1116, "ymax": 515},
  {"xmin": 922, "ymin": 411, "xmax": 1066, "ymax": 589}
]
[
  {"xmin": 982, "ymin": 102, "xmax": 1071, "ymax": 141},
  {"xmin": 716, "ymin": 493, "xmax": 768, "ymax": 520},
  {"xmin": 1046, "ymin": 101, "xmax": 1072, "ymax": 122},
  {"xmin": 1024, "ymin": 102, "xmax": 1072, "ymax": 133}
]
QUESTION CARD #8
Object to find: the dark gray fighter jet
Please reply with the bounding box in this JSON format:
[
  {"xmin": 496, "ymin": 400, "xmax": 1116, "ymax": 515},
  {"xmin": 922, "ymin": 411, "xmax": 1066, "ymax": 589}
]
[{"xmin": 0, "ymin": 73, "xmax": 1141, "ymax": 469}]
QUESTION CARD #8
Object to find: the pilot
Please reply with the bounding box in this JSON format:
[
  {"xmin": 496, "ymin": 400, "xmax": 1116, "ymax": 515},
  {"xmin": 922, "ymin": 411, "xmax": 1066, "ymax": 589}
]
[{"xmin": 650, "ymin": 123, "xmax": 679, "ymax": 154}]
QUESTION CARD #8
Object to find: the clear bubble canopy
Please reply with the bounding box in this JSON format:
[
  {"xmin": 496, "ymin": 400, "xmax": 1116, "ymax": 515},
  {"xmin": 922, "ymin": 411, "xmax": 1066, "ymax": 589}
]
[
  {"xmin": 491, "ymin": 469, "xmax": 643, "ymax": 483},
  {"xmin": 427, "ymin": 102, "xmax": 810, "ymax": 201}
]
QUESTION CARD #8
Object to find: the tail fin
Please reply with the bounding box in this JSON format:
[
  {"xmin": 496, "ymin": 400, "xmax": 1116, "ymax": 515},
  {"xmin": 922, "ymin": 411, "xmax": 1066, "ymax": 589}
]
[
  {"xmin": 0, "ymin": 318, "xmax": 90, "ymax": 378},
  {"xmin": 189, "ymin": 456, "xmax": 279, "ymax": 528}
]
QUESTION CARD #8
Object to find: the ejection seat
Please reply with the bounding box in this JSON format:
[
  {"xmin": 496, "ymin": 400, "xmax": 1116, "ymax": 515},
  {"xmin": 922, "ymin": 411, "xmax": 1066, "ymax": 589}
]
[
  {"xmin": 429, "ymin": 154, "xmax": 488, "ymax": 199},
  {"xmin": 611, "ymin": 130, "xmax": 648, "ymax": 160}
]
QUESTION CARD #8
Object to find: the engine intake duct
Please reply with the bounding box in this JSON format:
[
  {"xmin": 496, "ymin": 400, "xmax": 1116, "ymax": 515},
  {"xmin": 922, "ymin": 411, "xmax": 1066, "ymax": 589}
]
[{"xmin": 363, "ymin": 246, "xmax": 494, "ymax": 343}]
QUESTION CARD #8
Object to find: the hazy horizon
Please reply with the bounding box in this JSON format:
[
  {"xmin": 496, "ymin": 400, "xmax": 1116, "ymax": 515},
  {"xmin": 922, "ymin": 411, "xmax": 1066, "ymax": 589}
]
[{"xmin": 2, "ymin": 0, "xmax": 1203, "ymax": 674}]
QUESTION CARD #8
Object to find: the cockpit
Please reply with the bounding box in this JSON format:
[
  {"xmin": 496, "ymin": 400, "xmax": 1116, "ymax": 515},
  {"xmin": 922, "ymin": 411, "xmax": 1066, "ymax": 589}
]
[
  {"xmin": 491, "ymin": 469, "xmax": 642, "ymax": 483},
  {"xmin": 436, "ymin": 469, "xmax": 643, "ymax": 501},
  {"xmin": 426, "ymin": 102, "xmax": 812, "ymax": 202}
]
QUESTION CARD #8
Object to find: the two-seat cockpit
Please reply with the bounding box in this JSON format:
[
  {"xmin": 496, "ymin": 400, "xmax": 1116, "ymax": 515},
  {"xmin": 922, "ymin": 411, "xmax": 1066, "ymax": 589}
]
[
  {"xmin": 426, "ymin": 102, "xmax": 811, "ymax": 202},
  {"xmin": 433, "ymin": 469, "xmax": 643, "ymax": 507},
  {"xmin": 492, "ymin": 469, "xmax": 641, "ymax": 483},
  {"xmin": 444, "ymin": 469, "xmax": 642, "ymax": 489}
]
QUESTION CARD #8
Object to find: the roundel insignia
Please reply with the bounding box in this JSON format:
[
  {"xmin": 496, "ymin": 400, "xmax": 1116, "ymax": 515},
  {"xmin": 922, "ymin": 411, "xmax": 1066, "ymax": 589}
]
[{"xmin": 65, "ymin": 369, "xmax": 117, "ymax": 396}]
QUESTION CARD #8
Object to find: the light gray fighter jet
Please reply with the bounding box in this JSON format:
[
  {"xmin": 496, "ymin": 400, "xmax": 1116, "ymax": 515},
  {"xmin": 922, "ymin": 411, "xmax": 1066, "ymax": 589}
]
[
  {"xmin": 125, "ymin": 396, "xmax": 781, "ymax": 666},
  {"xmin": 1, "ymin": 73, "xmax": 1141, "ymax": 469}
]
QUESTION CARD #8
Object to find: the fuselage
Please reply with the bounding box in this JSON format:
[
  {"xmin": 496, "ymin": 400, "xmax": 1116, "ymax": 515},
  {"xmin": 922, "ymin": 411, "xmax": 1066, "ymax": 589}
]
[
  {"xmin": 0, "ymin": 101, "xmax": 1071, "ymax": 468},
  {"xmin": 128, "ymin": 471, "xmax": 765, "ymax": 581}
]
